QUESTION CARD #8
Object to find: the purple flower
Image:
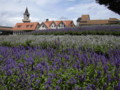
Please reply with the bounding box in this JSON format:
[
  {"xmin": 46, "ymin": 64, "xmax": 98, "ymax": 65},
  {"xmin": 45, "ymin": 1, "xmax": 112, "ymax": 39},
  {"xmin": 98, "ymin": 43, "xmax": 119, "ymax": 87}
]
[
  {"xmin": 18, "ymin": 63, "xmax": 24, "ymax": 69},
  {"xmin": 64, "ymin": 55, "xmax": 70, "ymax": 60},
  {"xmin": 24, "ymin": 56, "xmax": 34, "ymax": 65},
  {"xmin": 6, "ymin": 70, "xmax": 13, "ymax": 76},
  {"xmin": 103, "ymin": 65, "xmax": 108, "ymax": 73},
  {"xmin": 55, "ymin": 86, "xmax": 61, "ymax": 90},
  {"xmin": 57, "ymin": 79, "xmax": 62, "ymax": 84},
  {"xmin": 96, "ymin": 71, "xmax": 101, "ymax": 78},
  {"xmin": 86, "ymin": 84, "xmax": 91, "ymax": 90},
  {"xmin": 69, "ymin": 77, "xmax": 77, "ymax": 84},
  {"xmin": 45, "ymin": 78, "xmax": 52, "ymax": 85}
]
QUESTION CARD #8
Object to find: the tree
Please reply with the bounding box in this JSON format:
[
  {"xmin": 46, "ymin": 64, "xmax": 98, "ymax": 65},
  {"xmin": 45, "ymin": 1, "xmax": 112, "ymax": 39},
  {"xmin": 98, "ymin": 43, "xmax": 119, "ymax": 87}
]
[{"xmin": 96, "ymin": 0, "xmax": 120, "ymax": 15}]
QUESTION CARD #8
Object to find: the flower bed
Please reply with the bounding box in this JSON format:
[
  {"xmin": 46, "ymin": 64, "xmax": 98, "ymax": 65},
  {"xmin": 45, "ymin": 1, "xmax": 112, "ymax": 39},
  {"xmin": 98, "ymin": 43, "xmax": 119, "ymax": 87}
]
[{"xmin": 0, "ymin": 46, "xmax": 120, "ymax": 89}]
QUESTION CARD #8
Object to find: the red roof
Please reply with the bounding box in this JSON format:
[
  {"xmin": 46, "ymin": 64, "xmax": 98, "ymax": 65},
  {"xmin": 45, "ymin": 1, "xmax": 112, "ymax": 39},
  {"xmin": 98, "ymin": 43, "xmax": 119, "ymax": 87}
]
[
  {"xmin": 54, "ymin": 21, "xmax": 62, "ymax": 25},
  {"xmin": 43, "ymin": 21, "xmax": 53, "ymax": 29},
  {"xmin": 42, "ymin": 20, "xmax": 74, "ymax": 28},
  {"xmin": 13, "ymin": 22, "xmax": 39, "ymax": 31},
  {"xmin": 63, "ymin": 21, "xmax": 73, "ymax": 27}
]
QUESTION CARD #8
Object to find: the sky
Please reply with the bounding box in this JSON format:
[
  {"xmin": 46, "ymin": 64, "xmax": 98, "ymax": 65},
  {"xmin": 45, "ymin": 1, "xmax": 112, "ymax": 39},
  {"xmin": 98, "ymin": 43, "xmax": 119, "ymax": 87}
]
[{"xmin": 0, "ymin": 0, "xmax": 120, "ymax": 26}]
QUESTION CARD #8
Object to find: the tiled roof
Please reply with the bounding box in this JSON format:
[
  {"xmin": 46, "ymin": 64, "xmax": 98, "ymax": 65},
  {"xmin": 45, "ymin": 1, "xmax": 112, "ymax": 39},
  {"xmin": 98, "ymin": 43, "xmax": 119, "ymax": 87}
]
[
  {"xmin": 13, "ymin": 22, "xmax": 39, "ymax": 31},
  {"xmin": 42, "ymin": 20, "xmax": 74, "ymax": 28},
  {"xmin": 109, "ymin": 18, "xmax": 119, "ymax": 21},
  {"xmin": 87, "ymin": 20, "xmax": 109, "ymax": 24},
  {"xmin": 63, "ymin": 21, "xmax": 73, "ymax": 27},
  {"xmin": 44, "ymin": 21, "xmax": 53, "ymax": 28},
  {"xmin": 0, "ymin": 27, "xmax": 13, "ymax": 31},
  {"xmin": 81, "ymin": 15, "xmax": 90, "ymax": 21},
  {"xmin": 79, "ymin": 14, "xmax": 120, "ymax": 25},
  {"xmin": 54, "ymin": 21, "xmax": 62, "ymax": 25}
]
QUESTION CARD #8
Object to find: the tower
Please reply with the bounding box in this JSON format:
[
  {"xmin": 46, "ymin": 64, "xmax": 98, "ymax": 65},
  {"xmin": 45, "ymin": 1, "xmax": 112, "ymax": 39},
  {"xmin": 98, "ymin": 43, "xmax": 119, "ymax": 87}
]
[{"xmin": 22, "ymin": 8, "xmax": 31, "ymax": 23}]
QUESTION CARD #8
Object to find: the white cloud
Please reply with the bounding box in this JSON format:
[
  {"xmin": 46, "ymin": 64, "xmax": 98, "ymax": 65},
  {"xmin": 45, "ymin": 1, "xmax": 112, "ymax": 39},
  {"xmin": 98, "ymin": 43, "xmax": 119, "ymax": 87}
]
[
  {"xmin": 29, "ymin": 0, "xmax": 61, "ymax": 6},
  {"xmin": 66, "ymin": 2, "xmax": 120, "ymax": 20}
]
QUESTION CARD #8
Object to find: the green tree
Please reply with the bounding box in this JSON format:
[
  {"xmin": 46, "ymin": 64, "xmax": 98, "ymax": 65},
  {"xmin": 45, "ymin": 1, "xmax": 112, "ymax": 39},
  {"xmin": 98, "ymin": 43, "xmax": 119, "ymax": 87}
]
[{"xmin": 96, "ymin": 0, "xmax": 120, "ymax": 14}]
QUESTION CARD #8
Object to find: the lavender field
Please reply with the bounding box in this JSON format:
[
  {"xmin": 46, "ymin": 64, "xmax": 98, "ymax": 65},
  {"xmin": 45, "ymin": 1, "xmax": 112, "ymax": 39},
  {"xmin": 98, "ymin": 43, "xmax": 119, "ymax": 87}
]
[{"xmin": 0, "ymin": 35, "xmax": 120, "ymax": 89}]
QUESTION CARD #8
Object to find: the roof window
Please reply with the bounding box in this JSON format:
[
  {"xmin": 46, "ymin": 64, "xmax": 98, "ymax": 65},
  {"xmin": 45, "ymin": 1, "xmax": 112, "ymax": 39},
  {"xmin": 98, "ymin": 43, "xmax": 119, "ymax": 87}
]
[{"xmin": 17, "ymin": 25, "xmax": 21, "ymax": 28}]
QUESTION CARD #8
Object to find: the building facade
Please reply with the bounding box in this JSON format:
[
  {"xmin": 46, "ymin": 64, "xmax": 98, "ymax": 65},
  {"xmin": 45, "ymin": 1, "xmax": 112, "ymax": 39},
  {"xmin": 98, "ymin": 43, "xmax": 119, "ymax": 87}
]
[
  {"xmin": 39, "ymin": 19, "xmax": 75, "ymax": 30},
  {"xmin": 77, "ymin": 15, "xmax": 120, "ymax": 26}
]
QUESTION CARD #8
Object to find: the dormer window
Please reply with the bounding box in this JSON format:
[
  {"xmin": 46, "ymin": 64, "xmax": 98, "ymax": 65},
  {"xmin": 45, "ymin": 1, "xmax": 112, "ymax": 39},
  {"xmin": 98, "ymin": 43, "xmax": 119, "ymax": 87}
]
[
  {"xmin": 26, "ymin": 25, "xmax": 29, "ymax": 28},
  {"xmin": 30, "ymin": 25, "xmax": 33, "ymax": 28},
  {"xmin": 17, "ymin": 25, "xmax": 21, "ymax": 28}
]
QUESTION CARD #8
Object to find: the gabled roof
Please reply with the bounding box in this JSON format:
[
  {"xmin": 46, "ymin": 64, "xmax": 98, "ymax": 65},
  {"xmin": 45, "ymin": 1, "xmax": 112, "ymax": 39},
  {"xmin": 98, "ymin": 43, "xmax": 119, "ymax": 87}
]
[
  {"xmin": 13, "ymin": 22, "xmax": 39, "ymax": 31},
  {"xmin": 41, "ymin": 20, "xmax": 74, "ymax": 28},
  {"xmin": 43, "ymin": 21, "xmax": 53, "ymax": 28},
  {"xmin": 63, "ymin": 21, "xmax": 73, "ymax": 27},
  {"xmin": 54, "ymin": 21, "xmax": 62, "ymax": 25}
]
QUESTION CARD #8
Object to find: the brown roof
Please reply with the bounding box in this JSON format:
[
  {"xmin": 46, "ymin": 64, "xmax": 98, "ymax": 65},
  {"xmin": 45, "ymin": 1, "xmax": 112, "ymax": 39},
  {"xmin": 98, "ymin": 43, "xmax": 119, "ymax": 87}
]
[
  {"xmin": 109, "ymin": 18, "xmax": 119, "ymax": 21},
  {"xmin": 79, "ymin": 14, "xmax": 120, "ymax": 25},
  {"xmin": 81, "ymin": 15, "xmax": 90, "ymax": 21},
  {"xmin": 13, "ymin": 22, "xmax": 39, "ymax": 31},
  {"xmin": 87, "ymin": 20, "xmax": 109, "ymax": 24},
  {"xmin": 0, "ymin": 27, "xmax": 13, "ymax": 31}
]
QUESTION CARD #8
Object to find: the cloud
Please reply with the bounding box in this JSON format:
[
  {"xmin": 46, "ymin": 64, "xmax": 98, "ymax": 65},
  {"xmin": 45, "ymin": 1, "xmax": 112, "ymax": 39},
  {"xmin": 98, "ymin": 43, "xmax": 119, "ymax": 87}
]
[
  {"xmin": 67, "ymin": 0, "xmax": 76, "ymax": 2},
  {"xmin": 29, "ymin": 0, "xmax": 61, "ymax": 6},
  {"xmin": 66, "ymin": 2, "xmax": 120, "ymax": 19}
]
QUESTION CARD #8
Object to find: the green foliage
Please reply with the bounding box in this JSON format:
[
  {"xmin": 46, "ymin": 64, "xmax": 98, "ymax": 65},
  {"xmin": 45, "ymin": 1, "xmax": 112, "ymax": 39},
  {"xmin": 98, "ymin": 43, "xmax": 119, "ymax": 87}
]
[
  {"xmin": 22, "ymin": 40, "xmax": 33, "ymax": 47},
  {"xmin": 0, "ymin": 41, "xmax": 12, "ymax": 47}
]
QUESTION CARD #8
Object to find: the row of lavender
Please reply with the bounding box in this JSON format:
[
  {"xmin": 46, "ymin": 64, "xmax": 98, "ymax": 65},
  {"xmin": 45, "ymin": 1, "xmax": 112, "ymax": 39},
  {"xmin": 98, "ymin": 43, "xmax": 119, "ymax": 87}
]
[
  {"xmin": 0, "ymin": 45, "xmax": 120, "ymax": 89},
  {"xmin": 23, "ymin": 25, "xmax": 120, "ymax": 35},
  {"xmin": 1, "ymin": 35, "xmax": 120, "ymax": 53}
]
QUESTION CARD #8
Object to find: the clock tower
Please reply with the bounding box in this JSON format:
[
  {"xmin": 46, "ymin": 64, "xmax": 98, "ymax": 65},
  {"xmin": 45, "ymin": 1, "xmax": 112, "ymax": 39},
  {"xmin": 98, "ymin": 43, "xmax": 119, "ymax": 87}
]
[{"xmin": 22, "ymin": 8, "xmax": 31, "ymax": 23}]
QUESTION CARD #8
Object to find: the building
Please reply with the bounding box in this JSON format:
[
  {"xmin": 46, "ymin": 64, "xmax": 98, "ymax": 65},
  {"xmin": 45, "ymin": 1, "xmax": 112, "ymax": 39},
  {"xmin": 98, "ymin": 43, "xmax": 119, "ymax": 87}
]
[
  {"xmin": 0, "ymin": 26, "xmax": 13, "ymax": 35},
  {"xmin": 39, "ymin": 19, "xmax": 75, "ymax": 30},
  {"xmin": 13, "ymin": 22, "xmax": 39, "ymax": 31},
  {"xmin": 77, "ymin": 15, "xmax": 120, "ymax": 26},
  {"xmin": 13, "ymin": 8, "xmax": 40, "ymax": 32}
]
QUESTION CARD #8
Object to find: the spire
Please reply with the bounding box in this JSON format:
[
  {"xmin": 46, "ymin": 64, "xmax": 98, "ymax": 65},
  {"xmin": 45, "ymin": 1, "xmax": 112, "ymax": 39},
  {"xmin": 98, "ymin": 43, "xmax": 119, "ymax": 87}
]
[{"xmin": 24, "ymin": 7, "xmax": 30, "ymax": 15}]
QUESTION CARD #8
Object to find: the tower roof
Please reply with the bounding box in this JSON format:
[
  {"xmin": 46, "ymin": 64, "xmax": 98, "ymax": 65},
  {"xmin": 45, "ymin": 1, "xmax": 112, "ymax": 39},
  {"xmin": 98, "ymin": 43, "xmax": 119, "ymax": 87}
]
[{"xmin": 24, "ymin": 8, "xmax": 30, "ymax": 15}]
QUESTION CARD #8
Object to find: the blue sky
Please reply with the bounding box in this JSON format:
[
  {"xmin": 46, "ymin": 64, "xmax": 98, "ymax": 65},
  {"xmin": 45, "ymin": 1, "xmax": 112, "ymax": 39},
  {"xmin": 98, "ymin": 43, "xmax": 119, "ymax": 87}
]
[{"xmin": 0, "ymin": 0, "xmax": 120, "ymax": 26}]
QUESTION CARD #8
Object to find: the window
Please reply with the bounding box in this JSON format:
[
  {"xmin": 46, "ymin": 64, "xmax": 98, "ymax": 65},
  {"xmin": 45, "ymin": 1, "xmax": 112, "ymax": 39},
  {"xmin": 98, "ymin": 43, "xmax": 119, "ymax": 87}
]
[
  {"xmin": 30, "ymin": 25, "xmax": 33, "ymax": 28},
  {"xmin": 80, "ymin": 21, "xmax": 87, "ymax": 23},
  {"xmin": 17, "ymin": 25, "xmax": 21, "ymax": 28},
  {"xmin": 26, "ymin": 25, "xmax": 29, "ymax": 28}
]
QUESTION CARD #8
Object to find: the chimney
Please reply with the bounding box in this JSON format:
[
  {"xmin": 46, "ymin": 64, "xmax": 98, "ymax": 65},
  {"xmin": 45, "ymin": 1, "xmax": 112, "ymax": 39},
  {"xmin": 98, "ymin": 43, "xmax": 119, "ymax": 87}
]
[{"xmin": 46, "ymin": 19, "xmax": 49, "ymax": 22}]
